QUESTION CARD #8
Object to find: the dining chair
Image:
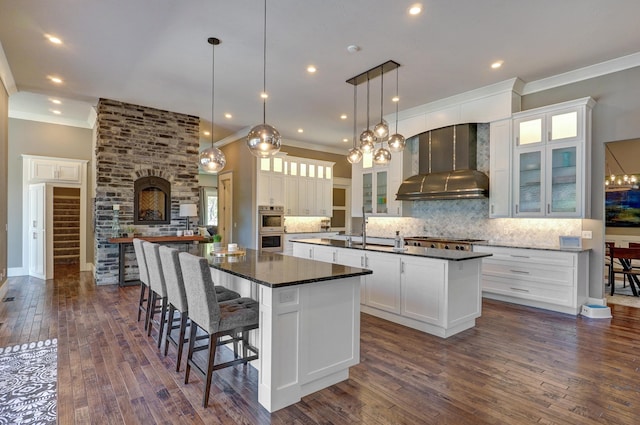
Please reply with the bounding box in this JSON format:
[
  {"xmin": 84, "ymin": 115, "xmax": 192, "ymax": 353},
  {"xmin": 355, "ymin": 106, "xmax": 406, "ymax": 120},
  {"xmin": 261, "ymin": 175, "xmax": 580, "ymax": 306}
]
[
  {"xmin": 132, "ymin": 238, "xmax": 151, "ymax": 330},
  {"xmin": 158, "ymin": 246, "xmax": 241, "ymax": 372},
  {"xmin": 609, "ymin": 246, "xmax": 640, "ymax": 296},
  {"xmin": 178, "ymin": 252, "xmax": 259, "ymax": 408}
]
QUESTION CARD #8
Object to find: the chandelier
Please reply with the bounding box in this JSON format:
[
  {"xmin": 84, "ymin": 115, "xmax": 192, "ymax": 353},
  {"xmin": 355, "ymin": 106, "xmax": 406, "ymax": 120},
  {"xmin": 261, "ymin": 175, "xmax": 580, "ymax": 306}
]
[
  {"xmin": 346, "ymin": 60, "xmax": 403, "ymax": 164},
  {"xmin": 605, "ymin": 144, "xmax": 639, "ymax": 191}
]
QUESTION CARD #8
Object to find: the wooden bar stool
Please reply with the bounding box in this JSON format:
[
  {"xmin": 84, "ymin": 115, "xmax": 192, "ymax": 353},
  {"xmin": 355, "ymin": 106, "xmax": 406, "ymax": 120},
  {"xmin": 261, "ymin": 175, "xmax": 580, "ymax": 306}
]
[
  {"xmin": 132, "ymin": 238, "xmax": 151, "ymax": 330},
  {"xmin": 159, "ymin": 246, "xmax": 241, "ymax": 371},
  {"xmin": 178, "ymin": 252, "xmax": 259, "ymax": 408}
]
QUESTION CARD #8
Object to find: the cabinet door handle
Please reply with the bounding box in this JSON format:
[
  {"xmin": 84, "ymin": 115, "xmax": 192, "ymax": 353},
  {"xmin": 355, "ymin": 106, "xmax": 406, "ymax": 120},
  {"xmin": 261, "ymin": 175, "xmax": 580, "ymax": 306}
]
[
  {"xmin": 491, "ymin": 204, "xmax": 494, "ymax": 214},
  {"xmin": 510, "ymin": 287, "xmax": 530, "ymax": 292},
  {"xmin": 365, "ymin": 256, "xmax": 369, "ymax": 268},
  {"xmin": 510, "ymin": 269, "xmax": 530, "ymax": 274},
  {"xmin": 515, "ymin": 204, "xmax": 519, "ymax": 214},
  {"xmin": 309, "ymin": 248, "xmax": 313, "ymax": 259},
  {"xmin": 332, "ymin": 252, "xmax": 336, "ymax": 262},
  {"xmin": 401, "ymin": 261, "xmax": 405, "ymax": 274},
  {"xmin": 547, "ymin": 204, "xmax": 550, "ymax": 214},
  {"xmin": 33, "ymin": 232, "xmax": 38, "ymax": 239},
  {"xmin": 548, "ymin": 131, "xmax": 552, "ymax": 141},
  {"xmin": 510, "ymin": 255, "xmax": 530, "ymax": 259},
  {"xmin": 360, "ymin": 256, "xmax": 364, "ymax": 267}
]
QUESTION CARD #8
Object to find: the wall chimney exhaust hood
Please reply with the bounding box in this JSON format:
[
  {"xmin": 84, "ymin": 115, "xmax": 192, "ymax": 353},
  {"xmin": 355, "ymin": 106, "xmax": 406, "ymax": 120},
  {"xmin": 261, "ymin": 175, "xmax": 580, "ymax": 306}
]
[{"xmin": 396, "ymin": 123, "xmax": 489, "ymax": 201}]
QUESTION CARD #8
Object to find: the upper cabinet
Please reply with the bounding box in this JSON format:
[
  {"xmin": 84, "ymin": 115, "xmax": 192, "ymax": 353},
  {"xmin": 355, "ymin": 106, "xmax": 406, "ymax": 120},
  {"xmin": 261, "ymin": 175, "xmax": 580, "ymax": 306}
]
[
  {"xmin": 489, "ymin": 120, "xmax": 511, "ymax": 218},
  {"xmin": 258, "ymin": 155, "xmax": 333, "ymax": 216},
  {"xmin": 24, "ymin": 155, "xmax": 87, "ymax": 184},
  {"xmin": 351, "ymin": 148, "xmax": 412, "ymax": 217},
  {"xmin": 511, "ymin": 97, "xmax": 595, "ymax": 218}
]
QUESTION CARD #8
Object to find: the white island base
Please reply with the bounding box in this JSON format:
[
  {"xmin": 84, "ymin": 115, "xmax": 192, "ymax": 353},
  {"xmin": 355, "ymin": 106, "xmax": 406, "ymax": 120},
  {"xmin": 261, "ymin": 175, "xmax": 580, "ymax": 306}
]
[{"xmin": 210, "ymin": 261, "xmax": 363, "ymax": 413}]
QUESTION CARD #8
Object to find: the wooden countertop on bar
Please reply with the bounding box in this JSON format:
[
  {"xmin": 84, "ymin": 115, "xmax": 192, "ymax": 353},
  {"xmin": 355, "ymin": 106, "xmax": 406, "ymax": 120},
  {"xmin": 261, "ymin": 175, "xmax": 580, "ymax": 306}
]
[{"xmin": 107, "ymin": 235, "xmax": 208, "ymax": 244}]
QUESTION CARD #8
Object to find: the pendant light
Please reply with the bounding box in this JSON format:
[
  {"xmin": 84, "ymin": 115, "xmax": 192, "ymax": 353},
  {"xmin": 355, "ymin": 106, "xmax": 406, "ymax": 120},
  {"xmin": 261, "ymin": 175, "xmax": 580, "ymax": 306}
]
[
  {"xmin": 374, "ymin": 71, "xmax": 389, "ymax": 140},
  {"xmin": 373, "ymin": 142, "xmax": 391, "ymax": 165},
  {"xmin": 247, "ymin": 0, "xmax": 281, "ymax": 158},
  {"xmin": 388, "ymin": 66, "xmax": 406, "ymax": 152},
  {"xmin": 347, "ymin": 83, "xmax": 363, "ymax": 164},
  {"xmin": 359, "ymin": 77, "xmax": 376, "ymax": 153},
  {"xmin": 199, "ymin": 37, "xmax": 226, "ymax": 173}
]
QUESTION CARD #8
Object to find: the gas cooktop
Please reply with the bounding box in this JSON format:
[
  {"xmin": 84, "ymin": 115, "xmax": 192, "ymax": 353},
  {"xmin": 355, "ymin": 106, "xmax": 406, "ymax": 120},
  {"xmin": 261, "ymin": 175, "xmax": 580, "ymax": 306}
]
[{"xmin": 403, "ymin": 236, "xmax": 487, "ymax": 251}]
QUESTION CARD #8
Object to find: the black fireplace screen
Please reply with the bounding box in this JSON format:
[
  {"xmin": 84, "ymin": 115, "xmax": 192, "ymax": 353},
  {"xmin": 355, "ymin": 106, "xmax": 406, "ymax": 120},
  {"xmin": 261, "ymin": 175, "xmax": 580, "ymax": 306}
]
[{"xmin": 134, "ymin": 177, "xmax": 171, "ymax": 224}]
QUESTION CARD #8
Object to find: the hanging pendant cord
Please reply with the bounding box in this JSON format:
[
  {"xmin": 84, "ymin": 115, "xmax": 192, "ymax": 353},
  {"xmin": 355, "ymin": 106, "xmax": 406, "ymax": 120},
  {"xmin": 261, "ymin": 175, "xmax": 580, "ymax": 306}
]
[
  {"xmin": 395, "ymin": 67, "xmax": 399, "ymax": 133},
  {"xmin": 262, "ymin": 0, "xmax": 267, "ymax": 124},
  {"xmin": 211, "ymin": 39, "xmax": 215, "ymax": 148},
  {"xmin": 380, "ymin": 72, "xmax": 384, "ymax": 121},
  {"xmin": 366, "ymin": 77, "xmax": 370, "ymax": 128},
  {"xmin": 353, "ymin": 83, "xmax": 357, "ymax": 148}
]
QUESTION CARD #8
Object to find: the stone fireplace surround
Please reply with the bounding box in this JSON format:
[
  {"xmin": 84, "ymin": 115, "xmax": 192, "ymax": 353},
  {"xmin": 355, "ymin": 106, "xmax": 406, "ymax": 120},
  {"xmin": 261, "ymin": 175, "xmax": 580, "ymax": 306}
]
[{"xmin": 94, "ymin": 98, "xmax": 200, "ymax": 285}]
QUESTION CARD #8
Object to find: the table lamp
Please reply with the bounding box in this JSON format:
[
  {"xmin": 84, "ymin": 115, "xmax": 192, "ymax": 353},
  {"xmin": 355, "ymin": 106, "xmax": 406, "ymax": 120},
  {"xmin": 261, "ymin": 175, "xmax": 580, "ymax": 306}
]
[{"xmin": 179, "ymin": 204, "xmax": 197, "ymax": 232}]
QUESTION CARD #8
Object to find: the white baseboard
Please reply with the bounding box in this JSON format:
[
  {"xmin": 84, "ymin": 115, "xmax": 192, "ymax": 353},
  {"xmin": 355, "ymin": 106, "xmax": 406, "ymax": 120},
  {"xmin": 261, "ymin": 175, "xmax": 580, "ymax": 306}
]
[
  {"xmin": 81, "ymin": 262, "xmax": 93, "ymax": 272},
  {"xmin": 8, "ymin": 267, "xmax": 27, "ymax": 277}
]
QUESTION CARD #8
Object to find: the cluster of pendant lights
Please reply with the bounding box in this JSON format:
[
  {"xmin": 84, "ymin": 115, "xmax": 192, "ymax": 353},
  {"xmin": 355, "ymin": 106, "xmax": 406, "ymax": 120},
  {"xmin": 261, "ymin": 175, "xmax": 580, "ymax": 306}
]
[
  {"xmin": 347, "ymin": 63, "xmax": 405, "ymax": 165},
  {"xmin": 200, "ymin": 0, "xmax": 280, "ymax": 174}
]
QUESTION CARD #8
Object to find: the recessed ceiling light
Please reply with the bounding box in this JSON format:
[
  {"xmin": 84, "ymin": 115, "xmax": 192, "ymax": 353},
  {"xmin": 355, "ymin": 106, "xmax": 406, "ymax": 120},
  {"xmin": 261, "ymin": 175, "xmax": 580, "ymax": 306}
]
[
  {"xmin": 48, "ymin": 76, "xmax": 63, "ymax": 84},
  {"xmin": 297, "ymin": 128, "xmax": 304, "ymax": 133},
  {"xmin": 46, "ymin": 34, "xmax": 62, "ymax": 45},
  {"xmin": 260, "ymin": 92, "xmax": 268, "ymax": 99},
  {"xmin": 409, "ymin": 4, "xmax": 422, "ymax": 15},
  {"xmin": 224, "ymin": 113, "xmax": 232, "ymax": 119},
  {"xmin": 307, "ymin": 65, "xmax": 317, "ymax": 73},
  {"xmin": 347, "ymin": 45, "xmax": 361, "ymax": 54},
  {"xmin": 203, "ymin": 131, "xmax": 210, "ymax": 136},
  {"xmin": 51, "ymin": 110, "xmax": 61, "ymax": 115},
  {"xmin": 49, "ymin": 98, "xmax": 62, "ymax": 105},
  {"xmin": 491, "ymin": 60, "xmax": 504, "ymax": 69},
  {"xmin": 342, "ymin": 138, "xmax": 349, "ymax": 143},
  {"xmin": 340, "ymin": 114, "xmax": 347, "ymax": 120},
  {"xmin": 392, "ymin": 96, "xmax": 400, "ymax": 102}
]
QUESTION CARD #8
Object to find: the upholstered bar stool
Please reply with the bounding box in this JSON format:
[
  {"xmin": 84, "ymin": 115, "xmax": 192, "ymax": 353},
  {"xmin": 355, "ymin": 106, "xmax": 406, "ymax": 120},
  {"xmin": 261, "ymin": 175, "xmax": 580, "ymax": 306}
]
[
  {"xmin": 158, "ymin": 246, "xmax": 241, "ymax": 372},
  {"xmin": 132, "ymin": 238, "xmax": 151, "ymax": 330},
  {"xmin": 143, "ymin": 241, "xmax": 169, "ymax": 349},
  {"xmin": 178, "ymin": 252, "xmax": 259, "ymax": 408}
]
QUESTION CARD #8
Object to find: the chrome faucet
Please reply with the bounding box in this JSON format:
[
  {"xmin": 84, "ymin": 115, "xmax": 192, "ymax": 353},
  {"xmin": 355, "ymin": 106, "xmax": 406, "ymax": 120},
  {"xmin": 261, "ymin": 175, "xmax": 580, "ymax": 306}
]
[{"xmin": 362, "ymin": 206, "xmax": 367, "ymax": 248}]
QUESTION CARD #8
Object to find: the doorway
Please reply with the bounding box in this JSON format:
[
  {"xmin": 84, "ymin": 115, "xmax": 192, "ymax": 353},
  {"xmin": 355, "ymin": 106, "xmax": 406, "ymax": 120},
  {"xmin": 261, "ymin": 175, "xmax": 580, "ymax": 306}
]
[{"xmin": 52, "ymin": 187, "xmax": 81, "ymax": 276}]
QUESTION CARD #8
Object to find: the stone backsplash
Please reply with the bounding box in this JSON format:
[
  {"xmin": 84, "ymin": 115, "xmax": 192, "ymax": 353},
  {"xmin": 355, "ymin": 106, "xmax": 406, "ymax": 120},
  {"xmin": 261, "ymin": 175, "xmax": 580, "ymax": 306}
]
[{"xmin": 94, "ymin": 98, "xmax": 200, "ymax": 285}]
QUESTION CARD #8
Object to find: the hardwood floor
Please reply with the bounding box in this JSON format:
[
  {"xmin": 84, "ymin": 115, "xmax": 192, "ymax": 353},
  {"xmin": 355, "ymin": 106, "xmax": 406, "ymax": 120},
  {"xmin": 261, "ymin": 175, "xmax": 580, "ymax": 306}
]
[{"xmin": 1, "ymin": 267, "xmax": 639, "ymax": 424}]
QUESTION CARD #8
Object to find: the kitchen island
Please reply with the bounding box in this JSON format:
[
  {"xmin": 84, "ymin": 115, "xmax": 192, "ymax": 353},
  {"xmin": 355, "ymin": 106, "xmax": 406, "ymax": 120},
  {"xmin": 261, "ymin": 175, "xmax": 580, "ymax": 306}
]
[
  {"xmin": 292, "ymin": 238, "xmax": 492, "ymax": 338},
  {"xmin": 196, "ymin": 245, "xmax": 371, "ymax": 413}
]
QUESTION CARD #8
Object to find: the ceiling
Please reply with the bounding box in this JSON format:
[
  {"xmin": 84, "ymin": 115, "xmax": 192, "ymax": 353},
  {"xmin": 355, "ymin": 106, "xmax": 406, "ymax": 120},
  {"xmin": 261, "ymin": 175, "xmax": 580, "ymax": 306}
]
[{"xmin": 3, "ymin": 0, "xmax": 640, "ymax": 154}]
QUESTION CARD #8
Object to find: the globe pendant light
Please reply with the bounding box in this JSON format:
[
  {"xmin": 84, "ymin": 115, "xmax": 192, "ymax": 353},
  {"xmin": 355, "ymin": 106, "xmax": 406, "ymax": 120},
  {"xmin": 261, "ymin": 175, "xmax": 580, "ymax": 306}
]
[
  {"xmin": 347, "ymin": 83, "xmax": 363, "ymax": 164},
  {"xmin": 373, "ymin": 143, "xmax": 392, "ymax": 165},
  {"xmin": 199, "ymin": 37, "xmax": 226, "ymax": 173},
  {"xmin": 247, "ymin": 0, "xmax": 281, "ymax": 158},
  {"xmin": 359, "ymin": 77, "xmax": 376, "ymax": 153},
  {"xmin": 374, "ymin": 71, "xmax": 389, "ymax": 141},
  {"xmin": 388, "ymin": 66, "xmax": 406, "ymax": 153}
]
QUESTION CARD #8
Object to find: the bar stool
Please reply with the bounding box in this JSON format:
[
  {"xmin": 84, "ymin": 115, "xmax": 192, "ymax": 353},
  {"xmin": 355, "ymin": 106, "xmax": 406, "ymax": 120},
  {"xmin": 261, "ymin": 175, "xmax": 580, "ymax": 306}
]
[
  {"xmin": 178, "ymin": 252, "xmax": 259, "ymax": 408},
  {"xmin": 143, "ymin": 241, "xmax": 169, "ymax": 348},
  {"xmin": 132, "ymin": 238, "xmax": 150, "ymax": 330},
  {"xmin": 158, "ymin": 246, "xmax": 241, "ymax": 371}
]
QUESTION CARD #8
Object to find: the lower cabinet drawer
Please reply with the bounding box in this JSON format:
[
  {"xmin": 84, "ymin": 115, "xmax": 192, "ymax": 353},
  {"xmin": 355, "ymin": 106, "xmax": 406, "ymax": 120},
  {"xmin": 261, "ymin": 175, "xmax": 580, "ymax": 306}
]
[
  {"xmin": 481, "ymin": 261, "xmax": 574, "ymax": 288},
  {"xmin": 482, "ymin": 275, "xmax": 574, "ymax": 307}
]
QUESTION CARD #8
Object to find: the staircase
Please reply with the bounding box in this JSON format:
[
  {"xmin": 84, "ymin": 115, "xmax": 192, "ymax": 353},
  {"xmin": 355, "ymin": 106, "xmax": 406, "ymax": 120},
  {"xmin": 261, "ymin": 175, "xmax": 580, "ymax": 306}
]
[{"xmin": 53, "ymin": 195, "xmax": 80, "ymax": 265}]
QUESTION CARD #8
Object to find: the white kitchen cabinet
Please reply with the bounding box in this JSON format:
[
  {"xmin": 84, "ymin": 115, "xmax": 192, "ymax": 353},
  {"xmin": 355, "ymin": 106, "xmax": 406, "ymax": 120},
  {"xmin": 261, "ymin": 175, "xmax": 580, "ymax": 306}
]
[
  {"xmin": 512, "ymin": 97, "xmax": 594, "ymax": 218},
  {"xmin": 489, "ymin": 119, "xmax": 511, "ymax": 218},
  {"xmin": 474, "ymin": 245, "xmax": 589, "ymax": 315},
  {"xmin": 283, "ymin": 157, "xmax": 334, "ymax": 217},
  {"xmin": 363, "ymin": 250, "xmax": 401, "ymax": 314},
  {"xmin": 400, "ymin": 255, "xmax": 445, "ymax": 325},
  {"xmin": 351, "ymin": 149, "xmax": 411, "ymax": 217},
  {"xmin": 28, "ymin": 156, "xmax": 84, "ymax": 184},
  {"xmin": 283, "ymin": 232, "xmax": 338, "ymax": 256},
  {"xmin": 336, "ymin": 248, "xmax": 368, "ymax": 303},
  {"xmin": 292, "ymin": 242, "xmax": 314, "ymax": 259},
  {"xmin": 257, "ymin": 171, "xmax": 285, "ymax": 206}
]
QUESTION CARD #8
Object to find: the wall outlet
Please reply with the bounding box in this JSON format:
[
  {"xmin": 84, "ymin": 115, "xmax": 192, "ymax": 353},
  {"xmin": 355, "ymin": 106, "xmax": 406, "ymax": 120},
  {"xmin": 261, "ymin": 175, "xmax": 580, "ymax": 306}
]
[{"xmin": 581, "ymin": 230, "xmax": 593, "ymax": 239}]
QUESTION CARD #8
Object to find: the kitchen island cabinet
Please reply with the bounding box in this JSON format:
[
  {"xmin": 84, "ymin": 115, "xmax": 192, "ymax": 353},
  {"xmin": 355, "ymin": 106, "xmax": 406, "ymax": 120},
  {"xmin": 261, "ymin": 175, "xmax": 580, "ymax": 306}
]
[
  {"xmin": 201, "ymin": 245, "xmax": 371, "ymax": 413},
  {"xmin": 292, "ymin": 239, "xmax": 490, "ymax": 338}
]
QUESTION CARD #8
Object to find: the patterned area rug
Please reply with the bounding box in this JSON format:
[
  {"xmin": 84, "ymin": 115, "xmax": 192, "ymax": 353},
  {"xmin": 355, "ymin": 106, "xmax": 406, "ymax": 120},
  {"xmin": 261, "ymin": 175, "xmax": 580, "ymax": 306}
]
[
  {"xmin": 0, "ymin": 339, "xmax": 57, "ymax": 424},
  {"xmin": 606, "ymin": 280, "xmax": 640, "ymax": 308}
]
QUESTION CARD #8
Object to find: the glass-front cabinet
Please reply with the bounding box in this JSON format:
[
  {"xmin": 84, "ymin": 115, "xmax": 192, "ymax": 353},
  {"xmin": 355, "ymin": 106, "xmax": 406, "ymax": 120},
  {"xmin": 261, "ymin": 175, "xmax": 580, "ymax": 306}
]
[
  {"xmin": 362, "ymin": 169, "xmax": 388, "ymax": 214},
  {"xmin": 512, "ymin": 97, "xmax": 593, "ymax": 218}
]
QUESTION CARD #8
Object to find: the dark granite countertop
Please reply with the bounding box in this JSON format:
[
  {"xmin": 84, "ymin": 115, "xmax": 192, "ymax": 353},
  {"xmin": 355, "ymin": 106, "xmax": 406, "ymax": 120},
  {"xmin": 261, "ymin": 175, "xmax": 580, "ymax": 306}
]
[
  {"xmin": 195, "ymin": 244, "xmax": 371, "ymax": 288},
  {"xmin": 292, "ymin": 238, "xmax": 492, "ymax": 261}
]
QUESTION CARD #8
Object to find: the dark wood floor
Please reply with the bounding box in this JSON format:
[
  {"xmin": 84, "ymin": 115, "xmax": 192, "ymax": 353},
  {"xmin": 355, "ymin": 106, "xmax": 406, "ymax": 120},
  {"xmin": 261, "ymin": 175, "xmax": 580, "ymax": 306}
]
[{"xmin": 1, "ymin": 266, "xmax": 639, "ymax": 424}]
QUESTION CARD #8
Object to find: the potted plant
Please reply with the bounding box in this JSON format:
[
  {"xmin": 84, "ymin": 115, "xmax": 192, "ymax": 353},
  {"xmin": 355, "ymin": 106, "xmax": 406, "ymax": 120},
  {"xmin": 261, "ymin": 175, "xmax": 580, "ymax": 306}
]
[
  {"xmin": 124, "ymin": 225, "xmax": 136, "ymax": 238},
  {"xmin": 212, "ymin": 234, "xmax": 223, "ymax": 251}
]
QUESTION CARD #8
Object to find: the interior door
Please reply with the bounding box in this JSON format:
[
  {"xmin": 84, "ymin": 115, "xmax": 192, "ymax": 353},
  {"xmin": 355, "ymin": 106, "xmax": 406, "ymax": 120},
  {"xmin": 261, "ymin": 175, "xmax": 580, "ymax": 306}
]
[{"xmin": 28, "ymin": 183, "xmax": 46, "ymax": 279}]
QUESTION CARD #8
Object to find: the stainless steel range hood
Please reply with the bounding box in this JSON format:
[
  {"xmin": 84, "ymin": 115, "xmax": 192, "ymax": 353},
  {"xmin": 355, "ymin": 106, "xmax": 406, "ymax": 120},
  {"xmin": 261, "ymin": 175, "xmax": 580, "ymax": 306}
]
[{"xmin": 396, "ymin": 123, "xmax": 489, "ymax": 201}]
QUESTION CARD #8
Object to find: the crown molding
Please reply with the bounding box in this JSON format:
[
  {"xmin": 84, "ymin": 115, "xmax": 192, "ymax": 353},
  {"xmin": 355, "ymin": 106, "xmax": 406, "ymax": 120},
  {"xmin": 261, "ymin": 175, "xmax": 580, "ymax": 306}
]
[
  {"xmin": 522, "ymin": 51, "xmax": 640, "ymax": 95},
  {"xmin": 9, "ymin": 110, "xmax": 94, "ymax": 129},
  {"xmin": 0, "ymin": 41, "xmax": 17, "ymax": 95}
]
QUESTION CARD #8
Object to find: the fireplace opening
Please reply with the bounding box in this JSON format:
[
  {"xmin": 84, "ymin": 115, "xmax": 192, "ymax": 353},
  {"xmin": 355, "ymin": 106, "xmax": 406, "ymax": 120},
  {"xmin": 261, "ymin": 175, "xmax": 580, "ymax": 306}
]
[{"xmin": 134, "ymin": 177, "xmax": 171, "ymax": 224}]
